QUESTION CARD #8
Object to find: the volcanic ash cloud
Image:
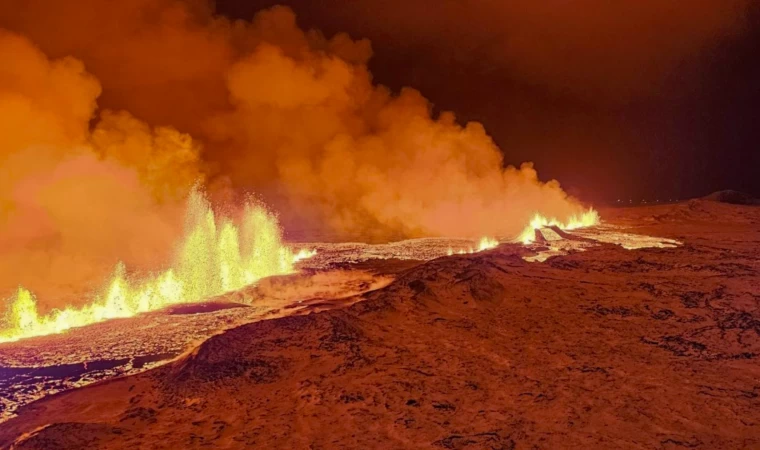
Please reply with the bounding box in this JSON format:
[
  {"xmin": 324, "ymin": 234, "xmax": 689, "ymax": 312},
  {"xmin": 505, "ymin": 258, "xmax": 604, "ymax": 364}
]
[
  {"xmin": 0, "ymin": 31, "xmax": 199, "ymax": 309},
  {"xmin": 0, "ymin": 3, "xmax": 592, "ymax": 241},
  {"xmin": 0, "ymin": 4, "xmax": 595, "ymax": 315}
]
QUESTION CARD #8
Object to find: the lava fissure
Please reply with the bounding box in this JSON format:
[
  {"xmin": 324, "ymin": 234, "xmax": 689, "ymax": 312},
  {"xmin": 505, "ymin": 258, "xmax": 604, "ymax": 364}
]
[{"xmin": 0, "ymin": 188, "xmax": 316, "ymax": 343}]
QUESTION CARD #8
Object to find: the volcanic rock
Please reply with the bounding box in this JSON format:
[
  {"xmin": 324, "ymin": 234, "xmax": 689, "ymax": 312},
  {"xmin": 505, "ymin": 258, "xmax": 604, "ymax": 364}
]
[
  {"xmin": 1, "ymin": 202, "xmax": 760, "ymax": 449},
  {"xmin": 703, "ymin": 190, "xmax": 759, "ymax": 205}
]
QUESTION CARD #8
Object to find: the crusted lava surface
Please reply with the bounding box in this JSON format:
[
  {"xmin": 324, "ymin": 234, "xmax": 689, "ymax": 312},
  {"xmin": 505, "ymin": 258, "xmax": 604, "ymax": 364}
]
[{"xmin": 2, "ymin": 200, "xmax": 759, "ymax": 449}]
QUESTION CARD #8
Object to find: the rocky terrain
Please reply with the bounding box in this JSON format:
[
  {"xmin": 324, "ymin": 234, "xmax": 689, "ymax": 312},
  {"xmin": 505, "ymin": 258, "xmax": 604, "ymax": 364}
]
[
  {"xmin": 1, "ymin": 199, "xmax": 759, "ymax": 449},
  {"xmin": 0, "ymin": 269, "xmax": 397, "ymax": 422}
]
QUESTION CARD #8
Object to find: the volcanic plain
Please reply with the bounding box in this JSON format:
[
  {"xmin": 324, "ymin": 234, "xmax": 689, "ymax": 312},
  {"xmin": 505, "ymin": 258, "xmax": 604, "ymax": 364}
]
[{"xmin": 1, "ymin": 198, "xmax": 759, "ymax": 449}]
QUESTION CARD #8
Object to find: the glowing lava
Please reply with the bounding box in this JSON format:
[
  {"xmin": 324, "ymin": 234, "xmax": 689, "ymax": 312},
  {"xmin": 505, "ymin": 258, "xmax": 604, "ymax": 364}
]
[
  {"xmin": 0, "ymin": 188, "xmax": 315, "ymax": 343},
  {"xmin": 518, "ymin": 209, "xmax": 600, "ymax": 244},
  {"xmin": 478, "ymin": 237, "xmax": 499, "ymax": 251},
  {"xmin": 446, "ymin": 236, "xmax": 499, "ymax": 256},
  {"xmin": 0, "ymin": 197, "xmax": 597, "ymax": 344},
  {"xmin": 292, "ymin": 248, "xmax": 318, "ymax": 262}
]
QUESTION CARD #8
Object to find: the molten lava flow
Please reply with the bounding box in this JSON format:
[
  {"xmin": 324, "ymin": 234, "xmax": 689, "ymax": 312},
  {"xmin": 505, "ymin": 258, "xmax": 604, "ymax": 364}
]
[
  {"xmin": 0, "ymin": 188, "xmax": 315, "ymax": 343},
  {"xmin": 292, "ymin": 248, "xmax": 318, "ymax": 263},
  {"xmin": 478, "ymin": 237, "xmax": 499, "ymax": 251},
  {"xmin": 446, "ymin": 236, "xmax": 499, "ymax": 256},
  {"xmin": 518, "ymin": 209, "xmax": 600, "ymax": 244}
]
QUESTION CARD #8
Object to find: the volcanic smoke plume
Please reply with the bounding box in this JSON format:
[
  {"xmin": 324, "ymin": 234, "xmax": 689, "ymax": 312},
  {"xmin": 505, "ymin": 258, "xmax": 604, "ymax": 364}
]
[{"xmin": 0, "ymin": 2, "xmax": 592, "ymax": 313}]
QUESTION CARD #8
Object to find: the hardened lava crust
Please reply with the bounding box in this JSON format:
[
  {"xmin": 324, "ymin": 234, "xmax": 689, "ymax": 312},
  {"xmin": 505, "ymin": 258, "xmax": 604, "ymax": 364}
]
[{"xmin": 2, "ymin": 200, "xmax": 760, "ymax": 449}]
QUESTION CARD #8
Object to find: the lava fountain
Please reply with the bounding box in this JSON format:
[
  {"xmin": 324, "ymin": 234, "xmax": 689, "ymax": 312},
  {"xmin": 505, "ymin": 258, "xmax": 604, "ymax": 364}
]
[
  {"xmin": 0, "ymin": 187, "xmax": 313, "ymax": 343},
  {"xmin": 0, "ymin": 203, "xmax": 600, "ymax": 343},
  {"xmin": 517, "ymin": 209, "xmax": 600, "ymax": 244}
]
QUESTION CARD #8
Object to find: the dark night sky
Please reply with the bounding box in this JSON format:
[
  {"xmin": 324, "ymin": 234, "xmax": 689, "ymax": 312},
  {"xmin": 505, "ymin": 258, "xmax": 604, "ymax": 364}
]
[{"xmin": 216, "ymin": 0, "xmax": 759, "ymax": 203}]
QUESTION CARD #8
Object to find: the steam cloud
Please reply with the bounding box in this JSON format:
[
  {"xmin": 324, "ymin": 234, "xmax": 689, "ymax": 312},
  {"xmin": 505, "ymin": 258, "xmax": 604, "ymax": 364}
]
[
  {"xmin": 0, "ymin": 1, "xmax": 634, "ymax": 307},
  {"xmin": 0, "ymin": 30, "xmax": 195, "ymax": 307}
]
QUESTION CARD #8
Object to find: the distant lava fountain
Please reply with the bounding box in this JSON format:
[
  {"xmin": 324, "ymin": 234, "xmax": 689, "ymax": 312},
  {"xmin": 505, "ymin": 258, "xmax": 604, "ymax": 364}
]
[
  {"xmin": 0, "ymin": 188, "xmax": 315, "ymax": 343},
  {"xmin": 446, "ymin": 237, "xmax": 499, "ymax": 256},
  {"xmin": 518, "ymin": 209, "xmax": 600, "ymax": 244}
]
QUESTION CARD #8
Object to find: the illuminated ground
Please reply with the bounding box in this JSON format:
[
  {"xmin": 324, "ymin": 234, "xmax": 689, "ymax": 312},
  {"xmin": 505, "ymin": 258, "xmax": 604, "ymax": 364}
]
[
  {"xmin": 0, "ymin": 216, "xmax": 684, "ymax": 422},
  {"xmin": 0, "ymin": 269, "xmax": 396, "ymax": 422},
  {"xmin": 1, "ymin": 199, "xmax": 758, "ymax": 449},
  {"xmin": 0, "ymin": 221, "xmax": 684, "ymax": 423}
]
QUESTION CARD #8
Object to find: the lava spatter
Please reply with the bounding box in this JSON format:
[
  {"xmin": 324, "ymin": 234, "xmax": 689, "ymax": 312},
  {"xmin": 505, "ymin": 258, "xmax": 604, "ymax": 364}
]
[{"xmin": 0, "ymin": 188, "xmax": 316, "ymax": 343}]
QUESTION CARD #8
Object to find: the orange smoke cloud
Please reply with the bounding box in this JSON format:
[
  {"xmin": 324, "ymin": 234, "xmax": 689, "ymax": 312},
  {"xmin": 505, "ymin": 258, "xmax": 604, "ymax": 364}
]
[
  {"xmin": 0, "ymin": 31, "xmax": 197, "ymax": 310},
  {"xmin": 1, "ymin": 2, "xmax": 595, "ymax": 309},
  {"xmin": 207, "ymin": 9, "xmax": 590, "ymax": 239}
]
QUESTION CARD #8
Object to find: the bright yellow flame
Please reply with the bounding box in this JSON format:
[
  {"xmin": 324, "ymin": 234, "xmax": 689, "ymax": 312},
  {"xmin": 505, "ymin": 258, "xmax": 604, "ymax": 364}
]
[
  {"xmin": 0, "ymin": 188, "xmax": 314, "ymax": 343},
  {"xmin": 518, "ymin": 209, "xmax": 600, "ymax": 244},
  {"xmin": 292, "ymin": 248, "xmax": 317, "ymax": 263},
  {"xmin": 477, "ymin": 237, "xmax": 499, "ymax": 252},
  {"xmin": 445, "ymin": 237, "xmax": 498, "ymax": 257}
]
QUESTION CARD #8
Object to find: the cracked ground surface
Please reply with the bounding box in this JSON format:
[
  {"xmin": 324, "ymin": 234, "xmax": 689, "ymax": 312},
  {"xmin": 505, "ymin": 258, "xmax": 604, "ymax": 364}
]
[{"xmin": 1, "ymin": 199, "xmax": 759, "ymax": 449}]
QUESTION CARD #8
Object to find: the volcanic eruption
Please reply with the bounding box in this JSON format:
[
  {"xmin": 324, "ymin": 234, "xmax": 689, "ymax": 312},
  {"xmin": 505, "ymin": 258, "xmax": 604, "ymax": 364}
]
[
  {"xmin": 0, "ymin": 187, "xmax": 316, "ymax": 343},
  {"xmin": 0, "ymin": 4, "xmax": 599, "ymax": 341},
  {"xmin": 2, "ymin": 1, "xmax": 759, "ymax": 448}
]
